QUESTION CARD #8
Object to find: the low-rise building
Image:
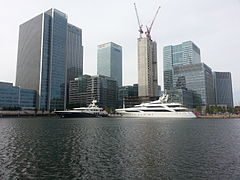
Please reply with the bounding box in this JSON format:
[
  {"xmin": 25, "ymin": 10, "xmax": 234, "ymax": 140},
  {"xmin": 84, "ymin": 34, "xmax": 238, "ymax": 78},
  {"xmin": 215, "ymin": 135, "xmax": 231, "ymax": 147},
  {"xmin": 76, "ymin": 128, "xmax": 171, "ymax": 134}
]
[{"xmin": 0, "ymin": 82, "xmax": 36, "ymax": 110}]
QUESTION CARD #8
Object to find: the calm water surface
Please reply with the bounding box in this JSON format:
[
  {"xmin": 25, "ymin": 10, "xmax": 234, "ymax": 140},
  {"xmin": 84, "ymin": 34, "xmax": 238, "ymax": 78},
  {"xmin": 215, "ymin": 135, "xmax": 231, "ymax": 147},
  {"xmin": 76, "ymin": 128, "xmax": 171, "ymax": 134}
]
[{"xmin": 0, "ymin": 117, "xmax": 240, "ymax": 179}]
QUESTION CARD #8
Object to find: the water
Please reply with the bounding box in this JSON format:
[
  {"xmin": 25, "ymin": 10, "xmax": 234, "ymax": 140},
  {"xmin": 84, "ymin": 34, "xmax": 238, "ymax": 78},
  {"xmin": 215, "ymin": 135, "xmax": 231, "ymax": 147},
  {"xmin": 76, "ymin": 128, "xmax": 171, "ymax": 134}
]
[{"xmin": 0, "ymin": 117, "xmax": 240, "ymax": 179}]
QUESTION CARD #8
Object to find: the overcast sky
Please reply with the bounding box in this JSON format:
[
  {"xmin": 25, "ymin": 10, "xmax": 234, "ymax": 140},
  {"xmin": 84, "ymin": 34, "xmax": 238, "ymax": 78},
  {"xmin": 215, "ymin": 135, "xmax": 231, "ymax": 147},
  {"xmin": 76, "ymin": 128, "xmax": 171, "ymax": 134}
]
[{"xmin": 0, "ymin": 0, "xmax": 240, "ymax": 105}]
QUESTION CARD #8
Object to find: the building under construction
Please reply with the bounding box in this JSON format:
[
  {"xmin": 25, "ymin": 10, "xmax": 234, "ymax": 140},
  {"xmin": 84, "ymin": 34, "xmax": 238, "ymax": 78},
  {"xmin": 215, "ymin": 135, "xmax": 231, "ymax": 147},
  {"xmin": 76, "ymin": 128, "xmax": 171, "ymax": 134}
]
[{"xmin": 134, "ymin": 3, "xmax": 160, "ymax": 97}]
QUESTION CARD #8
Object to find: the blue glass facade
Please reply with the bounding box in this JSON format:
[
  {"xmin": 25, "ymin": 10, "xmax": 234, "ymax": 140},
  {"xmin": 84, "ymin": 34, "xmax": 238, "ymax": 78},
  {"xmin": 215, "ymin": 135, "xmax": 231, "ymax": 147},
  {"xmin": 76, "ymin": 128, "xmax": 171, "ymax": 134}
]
[
  {"xmin": 97, "ymin": 42, "xmax": 122, "ymax": 86},
  {"xmin": 173, "ymin": 63, "xmax": 215, "ymax": 106},
  {"xmin": 163, "ymin": 41, "xmax": 201, "ymax": 90},
  {"xmin": 39, "ymin": 13, "xmax": 51, "ymax": 110},
  {"xmin": 16, "ymin": 9, "xmax": 81, "ymax": 111},
  {"xmin": 66, "ymin": 24, "xmax": 83, "ymax": 82},
  {"xmin": 0, "ymin": 82, "xmax": 36, "ymax": 110},
  {"xmin": 49, "ymin": 9, "xmax": 67, "ymax": 111}
]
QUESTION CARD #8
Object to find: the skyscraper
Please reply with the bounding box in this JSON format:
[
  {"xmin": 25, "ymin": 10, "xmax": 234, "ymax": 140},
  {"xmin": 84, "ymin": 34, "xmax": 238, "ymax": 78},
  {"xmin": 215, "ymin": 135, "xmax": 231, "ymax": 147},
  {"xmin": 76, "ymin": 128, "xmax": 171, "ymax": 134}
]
[
  {"xmin": 15, "ymin": 9, "xmax": 83, "ymax": 111},
  {"xmin": 173, "ymin": 63, "xmax": 215, "ymax": 106},
  {"xmin": 213, "ymin": 72, "xmax": 233, "ymax": 107},
  {"xmin": 66, "ymin": 24, "xmax": 83, "ymax": 82},
  {"xmin": 97, "ymin": 42, "xmax": 122, "ymax": 86},
  {"xmin": 138, "ymin": 37, "xmax": 158, "ymax": 97},
  {"xmin": 163, "ymin": 41, "xmax": 201, "ymax": 90}
]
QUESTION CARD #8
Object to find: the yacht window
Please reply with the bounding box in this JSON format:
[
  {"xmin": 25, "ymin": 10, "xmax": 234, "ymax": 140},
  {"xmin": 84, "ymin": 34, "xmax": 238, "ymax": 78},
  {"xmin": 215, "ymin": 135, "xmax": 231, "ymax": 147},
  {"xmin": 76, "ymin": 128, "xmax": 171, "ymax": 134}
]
[
  {"xmin": 141, "ymin": 109, "xmax": 171, "ymax": 112},
  {"xmin": 146, "ymin": 106, "xmax": 164, "ymax": 108},
  {"xmin": 125, "ymin": 110, "xmax": 139, "ymax": 112},
  {"xmin": 167, "ymin": 105, "xmax": 181, "ymax": 108},
  {"xmin": 175, "ymin": 109, "xmax": 187, "ymax": 112}
]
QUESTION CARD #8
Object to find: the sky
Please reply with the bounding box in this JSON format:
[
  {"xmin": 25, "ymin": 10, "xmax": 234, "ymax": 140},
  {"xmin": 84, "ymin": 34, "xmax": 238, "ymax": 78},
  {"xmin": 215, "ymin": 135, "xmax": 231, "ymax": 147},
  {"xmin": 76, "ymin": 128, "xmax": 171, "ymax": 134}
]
[{"xmin": 0, "ymin": 0, "xmax": 240, "ymax": 105}]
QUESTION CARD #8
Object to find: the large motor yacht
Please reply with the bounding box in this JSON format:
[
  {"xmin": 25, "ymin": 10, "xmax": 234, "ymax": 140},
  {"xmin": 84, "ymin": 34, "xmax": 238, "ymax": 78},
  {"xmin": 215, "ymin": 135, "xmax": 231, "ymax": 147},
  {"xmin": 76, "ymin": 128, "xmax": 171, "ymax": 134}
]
[
  {"xmin": 55, "ymin": 100, "xmax": 108, "ymax": 118},
  {"xmin": 116, "ymin": 94, "xmax": 196, "ymax": 118}
]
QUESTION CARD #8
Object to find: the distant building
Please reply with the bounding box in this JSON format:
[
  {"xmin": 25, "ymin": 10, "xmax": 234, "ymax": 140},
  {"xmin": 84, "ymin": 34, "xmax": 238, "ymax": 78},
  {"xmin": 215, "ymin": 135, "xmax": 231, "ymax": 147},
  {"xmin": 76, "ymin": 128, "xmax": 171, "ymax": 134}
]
[
  {"xmin": 118, "ymin": 84, "xmax": 138, "ymax": 108},
  {"xmin": 69, "ymin": 75, "xmax": 118, "ymax": 111},
  {"xmin": 66, "ymin": 24, "xmax": 83, "ymax": 107},
  {"xmin": 124, "ymin": 96, "xmax": 159, "ymax": 108},
  {"xmin": 164, "ymin": 41, "xmax": 201, "ymax": 90},
  {"xmin": 138, "ymin": 38, "xmax": 158, "ymax": 96},
  {"xmin": 97, "ymin": 42, "xmax": 122, "ymax": 86},
  {"xmin": 213, "ymin": 72, "xmax": 234, "ymax": 107},
  {"xmin": 66, "ymin": 24, "xmax": 83, "ymax": 82},
  {"xmin": 0, "ymin": 82, "xmax": 36, "ymax": 110},
  {"xmin": 166, "ymin": 88, "xmax": 202, "ymax": 108},
  {"xmin": 173, "ymin": 63, "xmax": 215, "ymax": 106},
  {"xmin": 69, "ymin": 75, "xmax": 91, "ymax": 108},
  {"xmin": 15, "ymin": 9, "xmax": 83, "ymax": 111}
]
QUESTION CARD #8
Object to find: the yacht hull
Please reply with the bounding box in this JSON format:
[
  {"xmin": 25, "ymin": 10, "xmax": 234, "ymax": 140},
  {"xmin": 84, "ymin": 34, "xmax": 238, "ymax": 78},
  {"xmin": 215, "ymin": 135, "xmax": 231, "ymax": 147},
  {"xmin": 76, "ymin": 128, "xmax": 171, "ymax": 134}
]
[
  {"xmin": 55, "ymin": 111, "xmax": 107, "ymax": 118},
  {"xmin": 116, "ymin": 111, "xmax": 196, "ymax": 118}
]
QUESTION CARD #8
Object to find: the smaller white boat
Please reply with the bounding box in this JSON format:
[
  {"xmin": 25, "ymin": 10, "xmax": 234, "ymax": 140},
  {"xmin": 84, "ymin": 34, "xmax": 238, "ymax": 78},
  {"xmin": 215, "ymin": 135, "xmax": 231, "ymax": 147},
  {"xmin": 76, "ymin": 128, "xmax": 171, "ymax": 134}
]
[
  {"xmin": 55, "ymin": 100, "xmax": 108, "ymax": 118},
  {"xmin": 116, "ymin": 94, "xmax": 196, "ymax": 118}
]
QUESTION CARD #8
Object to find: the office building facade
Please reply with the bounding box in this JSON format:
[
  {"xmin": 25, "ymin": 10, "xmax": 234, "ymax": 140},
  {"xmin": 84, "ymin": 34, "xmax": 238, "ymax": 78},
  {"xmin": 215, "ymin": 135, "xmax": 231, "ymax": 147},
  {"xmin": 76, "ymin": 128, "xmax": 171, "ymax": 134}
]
[
  {"xmin": 0, "ymin": 82, "xmax": 36, "ymax": 110},
  {"xmin": 15, "ymin": 9, "xmax": 83, "ymax": 111},
  {"xmin": 69, "ymin": 75, "xmax": 91, "ymax": 107},
  {"xmin": 66, "ymin": 24, "xmax": 83, "ymax": 82},
  {"xmin": 164, "ymin": 41, "xmax": 201, "ymax": 90},
  {"xmin": 69, "ymin": 75, "xmax": 118, "ymax": 111},
  {"xmin": 173, "ymin": 63, "xmax": 215, "ymax": 106},
  {"xmin": 166, "ymin": 88, "xmax": 202, "ymax": 108},
  {"xmin": 118, "ymin": 84, "xmax": 138, "ymax": 108},
  {"xmin": 138, "ymin": 38, "xmax": 158, "ymax": 96},
  {"xmin": 213, "ymin": 72, "xmax": 234, "ymax": 107},
  {"xmin": 97, "ymin": 42, "xmax": 122, "ymax": 86}
]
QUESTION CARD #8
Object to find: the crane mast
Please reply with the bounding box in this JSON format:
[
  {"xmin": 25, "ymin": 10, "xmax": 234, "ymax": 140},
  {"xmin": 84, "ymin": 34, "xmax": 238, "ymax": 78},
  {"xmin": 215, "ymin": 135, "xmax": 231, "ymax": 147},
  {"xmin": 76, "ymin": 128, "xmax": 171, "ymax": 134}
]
[
  {"xmin": 145, "ymin": 6, "xmax": 161, "ymax": 40},
  {"xmin": 133, "ymin": 3, "xmax": 161, "ymax": 40},
  {"xmin": 134, "ymin": 3, "xmax": 143, "ymax": 38}
]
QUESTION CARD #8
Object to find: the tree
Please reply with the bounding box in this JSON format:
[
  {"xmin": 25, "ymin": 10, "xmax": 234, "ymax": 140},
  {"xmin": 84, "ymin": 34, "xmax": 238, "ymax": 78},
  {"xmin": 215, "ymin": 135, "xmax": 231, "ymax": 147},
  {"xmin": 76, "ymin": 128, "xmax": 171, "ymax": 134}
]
[
  {"xmin": 205, "ymin": 106, "xmax": 210, "ymax": 114},
  {"xmin": 196, "ymin": 106, "xmax": 202, "ymax": 114}
]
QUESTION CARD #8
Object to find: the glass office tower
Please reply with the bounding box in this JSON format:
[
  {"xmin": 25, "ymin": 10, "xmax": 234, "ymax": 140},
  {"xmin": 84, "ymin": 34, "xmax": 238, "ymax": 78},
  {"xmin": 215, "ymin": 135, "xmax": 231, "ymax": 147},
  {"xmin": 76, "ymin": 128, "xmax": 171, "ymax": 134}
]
[
  {"xmin": 97, "ymin": 42, "xmax": 122, "ymax": 86},
  {"xmin": 213, "ymin": 72, "xmax": 234, "ymax": 107},
  {"xmin": 66, "ymin": 24, "xmax": 83, "ymax": 82},
  {"xmin": 173, "ymin": 63, "xmax": 215, "ymax": 106},
  {"xmin": 163, "ymin": 41, "xmax": 201, "ymax": 90},
  {"xmin": 16, "ymin": 9, "xmax": 83, "ymax": 111}
]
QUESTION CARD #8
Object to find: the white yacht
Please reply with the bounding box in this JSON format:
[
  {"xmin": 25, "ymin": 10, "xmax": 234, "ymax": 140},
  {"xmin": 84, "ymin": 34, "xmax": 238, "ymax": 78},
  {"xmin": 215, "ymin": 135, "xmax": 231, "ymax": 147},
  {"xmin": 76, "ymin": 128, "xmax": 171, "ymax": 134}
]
[
  {"xmin": 55, "ymin": 100, "xmax": 108, "ymax": 118},
  {"xmin": 116, "ymin": 94, "xmax": 196, "ymax": 118}
]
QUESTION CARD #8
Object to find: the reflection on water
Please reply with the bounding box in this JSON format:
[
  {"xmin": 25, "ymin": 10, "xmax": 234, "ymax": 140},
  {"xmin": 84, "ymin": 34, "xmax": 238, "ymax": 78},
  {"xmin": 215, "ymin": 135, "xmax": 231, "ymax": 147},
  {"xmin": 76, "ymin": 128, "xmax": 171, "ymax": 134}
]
[{"xmin": 0, "ymin": 117, "xmax": 240, "ymax": 179}]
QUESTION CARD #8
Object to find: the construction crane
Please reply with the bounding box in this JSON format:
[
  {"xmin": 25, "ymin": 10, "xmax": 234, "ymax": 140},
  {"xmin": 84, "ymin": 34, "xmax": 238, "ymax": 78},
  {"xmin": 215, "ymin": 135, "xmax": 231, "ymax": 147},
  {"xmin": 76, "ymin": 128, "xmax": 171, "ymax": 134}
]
[
  {"xmin": 145, "ymin": 5, "xmax": 161, "ymax": 40},
  {"xmin": 134, "ymin": 3, "xmax": 144, "ymax": 38}
]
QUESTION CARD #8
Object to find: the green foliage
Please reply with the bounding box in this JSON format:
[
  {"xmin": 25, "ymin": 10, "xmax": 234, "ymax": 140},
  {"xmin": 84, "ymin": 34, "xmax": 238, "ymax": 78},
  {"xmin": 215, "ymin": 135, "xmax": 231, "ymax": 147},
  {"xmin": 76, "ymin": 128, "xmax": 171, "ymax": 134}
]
[
  {"xmin": 205, "ymin": 106, "xmax": 210, "ymax": 114},
  {"xmin": 205, "ymin": 105, "xmax": 239, "ymax": 115},
  {"xmin": 195, "ymin": 106, "xmax": 202, "ymax": 113}
]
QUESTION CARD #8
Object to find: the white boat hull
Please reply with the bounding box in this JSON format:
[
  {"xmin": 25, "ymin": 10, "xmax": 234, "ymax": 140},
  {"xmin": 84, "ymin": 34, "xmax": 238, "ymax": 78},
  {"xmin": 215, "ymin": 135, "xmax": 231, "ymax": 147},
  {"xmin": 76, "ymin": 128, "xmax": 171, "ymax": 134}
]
[
  {"xmin": 116, "ymin": 111, "xmax": 196, "ymax": 118},
  {"xmin": 116, "ymin": 94, "xmax": 197, "ymax": 119}
]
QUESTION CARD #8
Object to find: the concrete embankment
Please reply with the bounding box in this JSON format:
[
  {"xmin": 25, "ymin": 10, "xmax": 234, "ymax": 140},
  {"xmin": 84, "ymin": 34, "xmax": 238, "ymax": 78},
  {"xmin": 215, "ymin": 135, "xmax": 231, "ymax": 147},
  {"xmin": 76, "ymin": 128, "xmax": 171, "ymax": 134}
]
[
  {"xmin": 198, "ymin": 114, "xmax": 240, "ymax": 119},
  {"xmin": 0, "ymin": 111, "xmax": 55, "ymax": 118}
]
